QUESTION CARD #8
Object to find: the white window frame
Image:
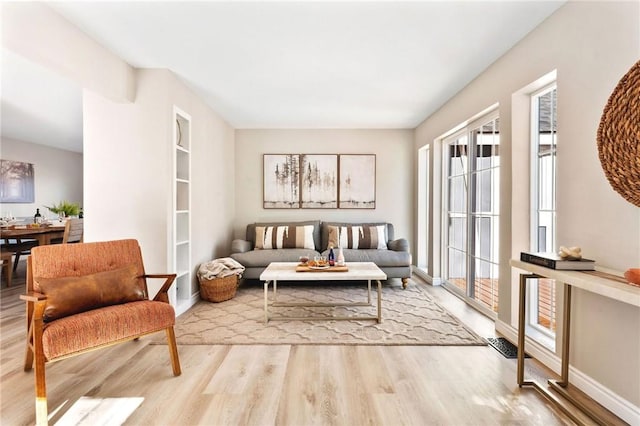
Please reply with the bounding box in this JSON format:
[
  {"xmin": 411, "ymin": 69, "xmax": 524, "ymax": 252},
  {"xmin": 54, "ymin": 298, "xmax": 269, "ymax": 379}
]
[
  {"xmin": 528, "ymin": 83, "xmax": 557, "ymax": 344},
  {"xmin": 441, "ymin": 108, "xmax": 500, "ymax": 318}
]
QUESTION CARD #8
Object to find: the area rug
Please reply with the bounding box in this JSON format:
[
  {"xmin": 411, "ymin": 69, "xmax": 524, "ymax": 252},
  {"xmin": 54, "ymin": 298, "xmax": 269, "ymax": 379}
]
[{"xmin": 157, "ymin": 280, "xmax": 486, "ymax": 346}]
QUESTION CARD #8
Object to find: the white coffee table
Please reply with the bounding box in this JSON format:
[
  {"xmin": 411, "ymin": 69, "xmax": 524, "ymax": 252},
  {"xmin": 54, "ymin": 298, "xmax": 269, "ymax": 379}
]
[{"xmin": 260, "ymin": 262, "xmax": 387, "ymax": 323}]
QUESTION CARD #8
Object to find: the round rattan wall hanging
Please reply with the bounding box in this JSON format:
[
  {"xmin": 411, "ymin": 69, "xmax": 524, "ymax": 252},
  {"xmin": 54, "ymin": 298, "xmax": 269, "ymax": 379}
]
[{"xmin": 597, "ymin": 59, "xmax": 640, "ymax": 207}]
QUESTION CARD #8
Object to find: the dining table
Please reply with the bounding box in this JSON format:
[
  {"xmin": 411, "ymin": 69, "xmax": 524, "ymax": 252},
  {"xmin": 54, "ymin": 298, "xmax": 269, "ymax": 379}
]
[{"xmin": 1, "ymin": 224, "xmax": 66, "ymax": 246}]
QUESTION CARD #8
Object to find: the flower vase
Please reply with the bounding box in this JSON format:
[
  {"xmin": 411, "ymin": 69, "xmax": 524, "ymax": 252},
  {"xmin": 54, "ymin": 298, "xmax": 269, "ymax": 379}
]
[{"xmin": 337, "ymin": 246, "xmax": 345, "ymax": 266}]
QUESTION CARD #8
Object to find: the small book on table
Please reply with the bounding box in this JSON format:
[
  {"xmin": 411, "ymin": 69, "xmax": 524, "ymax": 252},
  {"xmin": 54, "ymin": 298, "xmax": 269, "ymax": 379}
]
[{"xmin": 520, "ymin": 252, "xmax": 595, "ymax": 270}]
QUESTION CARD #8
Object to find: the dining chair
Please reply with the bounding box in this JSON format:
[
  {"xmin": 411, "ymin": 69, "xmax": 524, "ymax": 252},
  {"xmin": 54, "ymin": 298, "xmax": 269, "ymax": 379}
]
[
  {"xmin": 62, "ymin": 218, "xmax": 83, "ymax": 244},
  {"xmin": 2, "ymin": 238, "xmax": 39, "ymax": 273},
  {"xmin": 1, "ymin": 250, "xmax": 12, "ymax": 287},
  {"xmin": 21, "ymin": 239, "xmax": 181, "ymax": 426}
]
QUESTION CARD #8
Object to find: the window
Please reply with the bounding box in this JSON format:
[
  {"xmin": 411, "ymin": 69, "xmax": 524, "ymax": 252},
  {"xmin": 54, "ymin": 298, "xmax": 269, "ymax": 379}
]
[
  {"xmin": 443, "ymin": 111, "xmax": 500, "ymax": 315},
  {"xmin": 529, "ymin": 84, "xmax": 557, "ymax": 338},
  {"xmin": 417, "ymin": 145, "xmax": 430, "ymax": 275}
]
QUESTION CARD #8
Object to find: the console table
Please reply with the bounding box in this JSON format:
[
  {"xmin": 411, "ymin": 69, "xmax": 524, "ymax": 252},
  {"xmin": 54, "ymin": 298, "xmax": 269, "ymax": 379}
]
[{"xmin": 510, "ymin": 259, "xmax": 640, "ymax": 425}]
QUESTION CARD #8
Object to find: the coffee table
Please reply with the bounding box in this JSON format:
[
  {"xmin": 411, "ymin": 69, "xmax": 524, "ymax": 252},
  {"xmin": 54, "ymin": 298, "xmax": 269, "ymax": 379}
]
[{"xmin": 260, "ymin": 262, "xmax": 387, "ymax": 323}]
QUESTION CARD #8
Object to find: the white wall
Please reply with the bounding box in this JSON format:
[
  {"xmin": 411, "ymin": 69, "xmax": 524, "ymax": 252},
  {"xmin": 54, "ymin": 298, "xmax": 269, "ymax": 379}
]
[
  {"xmin": 4, "ymin": 3, "xmax": 235, "ymax": 299},
  {"xmin": 83, "ymin": 69, "xmax": 235, "ymax": 278},
  {"xmin": 82, "ymin": 72, "xmax": 170, "ymax": 273},
  {"xmin": 415, "ymin": 0, "xmax": 640, "ymax": 415},
  {"xmin": 0, "ymin": 137, "xmax": 82, "ymax": 219},
  {"xmin": 234, "ymin": 129, "xmax": 414, "ymax": 244},
  {"xmin": 3, "ymin": 2, "xmax": 135, "ymax": 103}
]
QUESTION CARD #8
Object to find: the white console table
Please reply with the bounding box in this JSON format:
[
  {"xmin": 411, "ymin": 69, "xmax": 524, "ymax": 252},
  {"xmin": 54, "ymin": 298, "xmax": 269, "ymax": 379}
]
[{"xmin": 510, "ymin": 259, "xmax": 640, "ymax": 425}]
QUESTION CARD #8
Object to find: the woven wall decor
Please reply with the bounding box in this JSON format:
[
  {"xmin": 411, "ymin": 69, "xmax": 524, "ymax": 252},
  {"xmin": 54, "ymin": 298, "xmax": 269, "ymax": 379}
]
[{"xmin": 597, "ymin": 59, "xmax": 640, "ymax": 207}]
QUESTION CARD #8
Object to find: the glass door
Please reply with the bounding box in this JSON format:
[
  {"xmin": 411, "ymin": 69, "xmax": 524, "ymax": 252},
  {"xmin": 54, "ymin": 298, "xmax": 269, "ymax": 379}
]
[
  {"xmin": 469, "ymin": 118, "xmax": 500, "ymax": 313},
  {"xmin": 445, "ymin": 132, "xmax": 469, "ymax": 294},
  {"xmin": 443, "ymin": 112, "xmax": 500, "ymax": 315}
]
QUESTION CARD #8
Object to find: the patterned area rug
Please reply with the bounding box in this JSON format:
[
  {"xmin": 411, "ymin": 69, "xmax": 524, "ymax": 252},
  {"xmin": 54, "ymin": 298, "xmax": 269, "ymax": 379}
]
[{"xmin": 159, "ymin": 280, "xmax": 486, "ymax": 346}]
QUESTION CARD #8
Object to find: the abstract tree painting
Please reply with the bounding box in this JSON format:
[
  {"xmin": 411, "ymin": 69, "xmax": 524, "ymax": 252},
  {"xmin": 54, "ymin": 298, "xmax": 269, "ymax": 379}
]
[
  {"xmin": 0, "ymin": 160, "xmax": 35, "ymax": 203},
  {"xmin": 301, "ymin": 154, "xmax": 337, "ymax": 208},
  {"xmin": 339, "ymin": 154, "xmax": 376, "ymax": 209},
  {"xmin": 263, "ymin": 154, "xmax": 300, "ymax": 208},
  {"xmin": 263, "ymin": 153, "xmax": 377, "ymax": 209}
]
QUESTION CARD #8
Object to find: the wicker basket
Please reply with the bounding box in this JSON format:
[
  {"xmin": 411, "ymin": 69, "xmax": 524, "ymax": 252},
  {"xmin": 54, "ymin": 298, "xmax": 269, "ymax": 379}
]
[{"xmin": 199, "ymin": 274, "xmax": 238, "ymax": 303}]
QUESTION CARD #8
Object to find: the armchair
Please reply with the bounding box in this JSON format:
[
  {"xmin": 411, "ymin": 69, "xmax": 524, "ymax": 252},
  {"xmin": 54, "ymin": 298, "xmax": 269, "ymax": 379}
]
[{"xmin": 21, "ymin": 239, "xmax": 181, "ymax": 425}]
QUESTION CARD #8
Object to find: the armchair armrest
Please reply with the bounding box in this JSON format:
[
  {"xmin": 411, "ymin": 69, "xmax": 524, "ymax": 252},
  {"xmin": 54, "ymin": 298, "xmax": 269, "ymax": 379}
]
[
  {"xmin": 144, "ymin": 274, "xmax": 177, "ymax": 303},
  {"xmin": 20, "ymin": 292, "xmax": 47, "ymax": 302},
  {"xmin": 231, "ymin": 239, "xmax": 252, "ymax": 254},
  {"xmin": 21, "ymin": 291, "xmax": 48, "ymax": 372},
  {"xmin": 388, "ymin": 238, "xmax": 409, "ymax": 252}
]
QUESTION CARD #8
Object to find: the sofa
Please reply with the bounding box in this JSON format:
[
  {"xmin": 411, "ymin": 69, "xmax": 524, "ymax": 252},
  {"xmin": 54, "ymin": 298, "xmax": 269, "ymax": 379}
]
[{"xmin": 230, "ymin": 220, "xmax": 412, "ymax": 288}]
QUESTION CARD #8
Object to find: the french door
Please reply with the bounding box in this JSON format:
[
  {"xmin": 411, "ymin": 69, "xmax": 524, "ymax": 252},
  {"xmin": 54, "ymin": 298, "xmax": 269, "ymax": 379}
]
[{"xmin": 443, "ymin": 112, "xmax": 500, "ymax": 314}]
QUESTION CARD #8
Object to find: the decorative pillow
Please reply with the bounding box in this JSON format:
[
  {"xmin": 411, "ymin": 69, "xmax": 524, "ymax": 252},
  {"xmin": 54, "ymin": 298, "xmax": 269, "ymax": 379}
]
[
  {"xmin": 36, "ymin": 264, "xmax": 147, "ymax": 322},
  {"xmin": 328, "ymin": 225, "xmax": 387, "ymax": 250},
  {"xmin": 255, "ymin": 225, "xmax": 315, "ymax": 250}
]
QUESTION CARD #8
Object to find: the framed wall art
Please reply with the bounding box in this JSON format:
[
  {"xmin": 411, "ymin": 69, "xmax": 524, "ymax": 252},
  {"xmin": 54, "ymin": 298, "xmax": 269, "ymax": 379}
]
[
  {"xmin": 0, "ymin": 159, "xmax": 35, "ymax": 203},
  {"xmin": 300, "ymin": 154, "xmax": 338, "ymax": 208},
  {"xmin": 339, "ymin": 154, "xmax": 376, "ymax": 209},
  {"xmin": 263, "ymin": 154, "xmax": 300, "ymax": 208}
]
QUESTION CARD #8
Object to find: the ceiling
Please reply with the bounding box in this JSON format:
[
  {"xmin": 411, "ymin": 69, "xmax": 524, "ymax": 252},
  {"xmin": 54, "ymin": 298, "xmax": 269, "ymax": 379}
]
[
  {"xmin": 2, "ymin": 1, "xmax": 565, "ymax": 152},
  {"xmin": 1, "ymin": 49, "xmax": 83, "ymax": 153}
]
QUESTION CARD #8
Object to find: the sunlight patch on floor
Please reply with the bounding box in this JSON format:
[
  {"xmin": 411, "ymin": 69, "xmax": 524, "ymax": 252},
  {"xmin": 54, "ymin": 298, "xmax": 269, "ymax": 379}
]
[
  {"xmin": 54, "ymin": 396, "xmax": 144, "ymax": 425},
  {"xmin": 471, "ymin": 394, "xmax": 534, "ymax": 418}
]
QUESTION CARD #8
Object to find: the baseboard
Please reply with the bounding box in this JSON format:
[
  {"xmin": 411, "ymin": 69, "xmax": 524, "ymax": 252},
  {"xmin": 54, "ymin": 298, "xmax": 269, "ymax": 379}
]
[
  {"xmin": 495, "ymin": 319, "xmax": 640, "ymax": 425},
  {"xmin": 175, "ymin": 292, "xmax": 200, "ymax": 317},
  {"xmin": 495, "ymin": 320, "xmax": 561, "ymax": 373},
  {"xmin": 411, "ymin": 267, "xmax": 442, "ymax": 286}
]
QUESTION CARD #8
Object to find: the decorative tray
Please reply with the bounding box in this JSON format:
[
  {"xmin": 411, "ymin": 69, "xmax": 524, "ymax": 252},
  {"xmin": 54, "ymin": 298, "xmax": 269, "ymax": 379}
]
[{"xmin": 296, "ymin": 265, "xmax": 349, "ymax": 273}]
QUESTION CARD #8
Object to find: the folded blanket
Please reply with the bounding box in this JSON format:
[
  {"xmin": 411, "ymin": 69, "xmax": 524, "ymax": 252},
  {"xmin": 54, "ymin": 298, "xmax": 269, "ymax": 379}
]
[{"xmin": 198, "ymin": 257, "xmax": 245, "ymax": 279}]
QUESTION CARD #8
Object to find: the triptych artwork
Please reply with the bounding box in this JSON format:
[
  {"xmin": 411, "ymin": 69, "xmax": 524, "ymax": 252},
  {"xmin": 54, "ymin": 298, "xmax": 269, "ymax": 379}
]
[{"xmin": 263, "ymin": 154, "xmax": 376, "ymax": 209}]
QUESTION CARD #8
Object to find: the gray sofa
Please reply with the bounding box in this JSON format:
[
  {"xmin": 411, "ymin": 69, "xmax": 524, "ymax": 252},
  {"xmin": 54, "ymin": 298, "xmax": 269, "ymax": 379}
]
[{"xmin": 230, "ymin": 220, "xmax": 412, "ymax": 288}]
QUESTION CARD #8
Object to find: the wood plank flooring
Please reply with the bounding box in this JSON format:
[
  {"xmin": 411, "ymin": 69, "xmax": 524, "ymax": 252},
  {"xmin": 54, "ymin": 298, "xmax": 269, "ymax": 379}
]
[{"xmin": 0, "ymin": 262, "xmax": 622, "ymax": 425}]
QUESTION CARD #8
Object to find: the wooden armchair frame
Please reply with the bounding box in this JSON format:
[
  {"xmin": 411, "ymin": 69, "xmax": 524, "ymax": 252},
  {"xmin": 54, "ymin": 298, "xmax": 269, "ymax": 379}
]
[{"xmin": 21, "ymin": 240, "xmax": 181, "ymax": 426}]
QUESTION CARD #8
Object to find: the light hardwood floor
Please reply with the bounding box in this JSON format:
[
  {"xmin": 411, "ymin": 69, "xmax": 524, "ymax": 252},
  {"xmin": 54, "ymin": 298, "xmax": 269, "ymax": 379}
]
[{"xmin": 0, "ymin": 262, "xmax": 622, "ymax": 425}]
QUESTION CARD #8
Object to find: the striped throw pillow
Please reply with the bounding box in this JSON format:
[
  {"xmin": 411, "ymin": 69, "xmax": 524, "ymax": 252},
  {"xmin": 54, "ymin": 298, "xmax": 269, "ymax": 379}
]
[
  {"xmin": 328, "ymin": 225, "xmax": 387, "ymax": 250},
  {"xmin": 255, "ymin": 225, "xmax": 315, "ymax": 250}
]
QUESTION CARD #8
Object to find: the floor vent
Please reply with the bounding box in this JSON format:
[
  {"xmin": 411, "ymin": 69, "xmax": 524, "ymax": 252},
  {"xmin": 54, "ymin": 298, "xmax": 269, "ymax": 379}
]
[{"xmin": 486, "ymin": 337, "xmax": 530, "ymax": 359}]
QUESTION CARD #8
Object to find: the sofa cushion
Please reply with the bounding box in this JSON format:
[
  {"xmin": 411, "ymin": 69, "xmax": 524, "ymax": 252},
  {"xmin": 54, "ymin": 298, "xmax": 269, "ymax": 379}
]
[
  {"xmin": 321, "ymin": 222, "xmax": 394, "ymax": 251},
  {"xmin": 327, "ymin": 225, "xmax": 387, "ymax": 250},
  {"xmin": 255, "ymin": 225, "xmax": 315, "ymax": 250},
  {"xmin": 247, "ymin": 221, "xmax": 321, "ymax": 251},
  {"xmin": 231, "ymin": 248, "xmax": 320, "ymax": 268},
  {"xmin": 36, "ymin": 264, "xmax": 146, "ymax": 322}
]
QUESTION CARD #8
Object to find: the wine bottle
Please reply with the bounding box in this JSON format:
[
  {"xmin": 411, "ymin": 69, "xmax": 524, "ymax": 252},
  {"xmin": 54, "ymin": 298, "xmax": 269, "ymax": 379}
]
[
  {"xmin": 34, "ymin": 208, "xmax": 42, "ymax": 224},
  {"xmin": 328, "ymin": 246, "xmax": 335, "ymax": 266}
]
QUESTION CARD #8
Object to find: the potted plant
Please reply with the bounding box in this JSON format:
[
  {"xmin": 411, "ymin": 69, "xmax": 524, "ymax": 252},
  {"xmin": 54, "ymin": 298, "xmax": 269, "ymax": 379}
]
[{"xmin": 45, "ymin": 201, "xmax": 80, "ymax": 218}]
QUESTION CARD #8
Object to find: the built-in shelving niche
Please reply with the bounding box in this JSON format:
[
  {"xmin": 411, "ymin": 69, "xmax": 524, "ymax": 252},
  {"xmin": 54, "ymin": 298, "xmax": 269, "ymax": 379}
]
[{"xmin": 172, "ymin": 107, "xmax": 196, "ymax": 315}]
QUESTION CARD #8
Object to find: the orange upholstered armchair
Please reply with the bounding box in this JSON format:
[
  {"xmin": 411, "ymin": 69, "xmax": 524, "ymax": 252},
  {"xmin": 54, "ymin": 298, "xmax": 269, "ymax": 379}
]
[{"xmin": 21, "ymin": 239, "xmax": 181, "ymax": 426}]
